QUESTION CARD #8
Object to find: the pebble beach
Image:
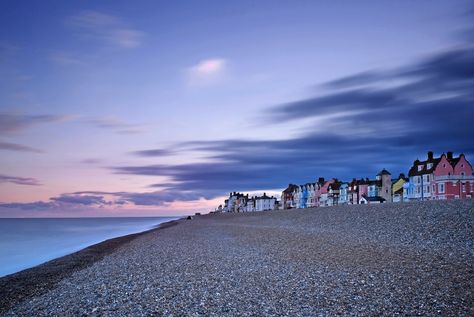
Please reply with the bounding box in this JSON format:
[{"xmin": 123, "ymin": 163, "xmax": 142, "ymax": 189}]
[{"xmin": 1, "ymin": 200, "xmax": 473, "ymax": 316}]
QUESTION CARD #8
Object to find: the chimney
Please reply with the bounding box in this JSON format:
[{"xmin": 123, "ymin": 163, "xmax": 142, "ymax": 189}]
[
  {"xmin": 447, "ymin": 152, "xmax": 453, "ymax": 160},
  {"xmin": 318, "ymin": 177, "xmax": 325, "ymax": 184},
  {"xmin": 428, "ymin": 151, "xmax": 433, "ymax": 160}
]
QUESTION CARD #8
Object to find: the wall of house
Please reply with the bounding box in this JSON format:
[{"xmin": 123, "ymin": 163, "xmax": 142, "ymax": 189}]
[{"xmin": 380, "ymin": 174, "xmax": 392, "ymax": 202}]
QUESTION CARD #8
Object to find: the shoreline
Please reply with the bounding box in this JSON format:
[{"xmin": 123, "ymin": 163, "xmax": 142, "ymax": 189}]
[
  {"xmin": 2, "ymin": 200, "xmax": 473, "ymax": 316},
  {"xmin": 0, "ymin": 218, "xmax": 182, "ymax": 315}
]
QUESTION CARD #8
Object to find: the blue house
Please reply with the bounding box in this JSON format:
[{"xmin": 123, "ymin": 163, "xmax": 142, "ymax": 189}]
[
  {"xmin": 368, "ymin": 180, "xmax": 379, "ymax": 197},
  {"xmin": 338, "ymin": 183, "xmax": 349, "ymax": 204},
  {"xmin": 300, "ymin": 184, "xmax": 309, "ymax": 208}
]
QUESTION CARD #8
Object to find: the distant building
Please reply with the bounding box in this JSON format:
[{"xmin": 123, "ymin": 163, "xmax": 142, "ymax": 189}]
[
  {"xmin": 225, "ymin": 192, "xmax": 247, "ymax": 212},
  {"xmin": 319, "ymin": 179, "xmax": 335, "ymax": 207},
  {"xmin": 327, "ymin": 180, "xmax": 341, "ymax": 206},
  {"xmin": 369, "ymin": 169, "xmax": 392, "ymax": 202},
  {"xmin": 392, "ymin": 173, "xmax": 408, "ymax": 202},
  {"xmin": 246, "ymin": 197, "xmax": 255, "ymax": 212},
  {"xmin": 338, "ymin": 182, "xmax": 349, "ymax": 205},
  {"xmin": 407, "ymin": 151, "xmax": 474, "ymax": 200},
  {"xmin": 255, "ymin": 193, "xmax": 276, "ymax": 211},
  {"xmin": 281, "ymin": 184, "xmax": 298, "ymax": 209}
]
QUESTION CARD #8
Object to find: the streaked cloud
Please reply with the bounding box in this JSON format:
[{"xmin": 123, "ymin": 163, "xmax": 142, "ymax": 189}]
[
  {"xmin": 51, "ymin": 194, "xmax": 111, "ymax": 206},
  {"xmin": 0, "ymin": 174, "xmax": 42, "ymax": 186},
  {"xmin": 0, "ymin": 141, "xmax": 42, "ymax": 153},
  {"xmin": 0, "ymin": 112, "xmax": 70, "ymax": 135},
  {"xmin": 86, "ymin": 117, "xmax": 145, "ymax": 134},
  {"xmin": 130, "ymin": 148, "xmax": 174, "ymax": 157},
  {"xmin": 113, "ymin": 44, "xmax": 474, "ymax": 200},
  {"xmin": 0, "ymin": 189, "xmax": 205, "ymax": 210},
  {"xmin": 66, "ymin": 10, "xmax": 145, "ymax": 49}
]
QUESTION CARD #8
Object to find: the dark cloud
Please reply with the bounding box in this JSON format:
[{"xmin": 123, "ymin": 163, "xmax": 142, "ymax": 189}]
[
  {"xmin": 50, "ymin": 194, "xmax": 111, "ymax": 205},
  {"xmin": 0, "ymin": 201, "xmax": 53, "ymax": 210},
  {"xmin": 0, "ymin": 141, "xmax": 42, "ymax": 153},
  {"xmin": 0, "ymin": 174, "xmax": 42, "ymax": 186},
  {"xmin": 130, "ymin": 149, "xmax": 174, "ymax": 157},
  {"xmin": 72, "ymin": 190, "xmax": 203, "ymax": 206},
  {"xmin": 0, "ymin": 193, "xmax": 113, "ymax": 210},
  {"xmin": 113, "ymin": 45, "xmax": 474, "ymax": 200},
  {"xmin": 0, "ymin": 112, "xmax": 68, "ymax": 135}
]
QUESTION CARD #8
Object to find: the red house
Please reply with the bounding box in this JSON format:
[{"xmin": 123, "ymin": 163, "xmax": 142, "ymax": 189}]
[{"xmin": 432, "ymin": 152, "xmax": 473, "ymax": 199}]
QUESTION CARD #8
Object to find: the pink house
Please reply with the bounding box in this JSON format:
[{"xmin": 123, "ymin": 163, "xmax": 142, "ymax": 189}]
[
  {"xmin": 432, "ymin": 152, "xmax": 473, "ymax": 199},
  {"xmin": 319, "ymin": 178, "xmax": 335, "ymax": 207},
  {"xmin": 313, "ymin": 177, "xmax": 325, "ymax": 207}
]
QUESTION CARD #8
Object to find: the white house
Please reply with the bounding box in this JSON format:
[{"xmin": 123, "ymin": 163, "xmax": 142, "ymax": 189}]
[{"xmin": 255, "ymin": 193, "xmax": 276, "ymax": 211}]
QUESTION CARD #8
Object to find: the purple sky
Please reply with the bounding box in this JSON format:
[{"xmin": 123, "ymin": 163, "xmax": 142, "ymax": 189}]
[{"xmin": 1, "ymin": 1, "xmax": 473, "ymax": 217}]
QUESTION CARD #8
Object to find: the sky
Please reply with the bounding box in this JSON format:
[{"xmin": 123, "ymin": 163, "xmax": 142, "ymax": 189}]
[{"xmin": 1, "ymin": 0, "xmax": 473, "ymax": 217}]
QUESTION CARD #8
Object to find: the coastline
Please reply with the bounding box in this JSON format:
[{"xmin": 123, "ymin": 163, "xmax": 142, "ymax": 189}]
[
  {"xmin": 2, "ymin": 200, "xmax": 473, "ymax": 316},
  {"xmin": 0, "ymin": 218, "xmax": 182, "ymax": 315}
]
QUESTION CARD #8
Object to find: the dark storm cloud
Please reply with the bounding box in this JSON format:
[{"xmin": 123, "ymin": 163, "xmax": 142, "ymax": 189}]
[
  {"xmin": 113, "ymin": 45, "xmax": 474, "ymax": 200},
  {"xmin": 0, "ymin": 141, "xmax": 42, "ymax": 153},
  {"xmin": 0, "ymin": 174, "xmax": 42, "ymax": 186}
]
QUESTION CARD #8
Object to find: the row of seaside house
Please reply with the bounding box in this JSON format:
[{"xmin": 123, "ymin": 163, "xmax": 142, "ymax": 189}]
[{"xmin": 217, "ymin": 151, "xmax": 473, "ymax": 212}]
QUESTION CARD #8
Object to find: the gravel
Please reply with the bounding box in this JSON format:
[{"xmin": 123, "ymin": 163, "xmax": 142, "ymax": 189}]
[{"xmin": 2, "ymin": 200, "xmax": 473, "ymax": 316}]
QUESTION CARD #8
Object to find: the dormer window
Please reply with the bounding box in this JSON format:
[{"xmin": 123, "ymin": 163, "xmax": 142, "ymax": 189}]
[
  {"xmin": 427, "ymin": 163, "xmax": 432, "ymax": 169},
  {"xmin": 418, "ymin": 165, "xmax": 423, "ymax": 171}
]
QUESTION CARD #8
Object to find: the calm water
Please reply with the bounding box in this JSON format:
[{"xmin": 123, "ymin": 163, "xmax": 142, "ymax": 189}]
[{"xmin": 0, "ymin": 217, "xmax": 178, "ymax": 277}]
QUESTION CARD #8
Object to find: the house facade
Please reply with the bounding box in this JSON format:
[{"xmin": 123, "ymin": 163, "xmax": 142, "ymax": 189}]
[
  {"xmin": 281, "ymin": 184, "xmax": 298, "ymax": 209},
  {"xmin": 255, "ymin": 193, "xmax": 276, "ymax": 211},
  {"xmin": 327, "ymin": 181, "xmax": 341, "ymax": 206},
  {"xmin": 407, "ymin": 151, "xmax": 474, "ymax": 200},
  {"xmin": 218, "ymin": 151, "xmax": 472, "ymax": 212},
  {"xmin": 392, "ymin": 173, "xmax": 408, "ymax": 202},
  {"xmin": 338, "ymin": 182, "xmax": 349, "ymax": 205}
]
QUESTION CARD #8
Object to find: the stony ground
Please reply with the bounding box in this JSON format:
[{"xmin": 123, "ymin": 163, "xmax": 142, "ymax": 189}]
[{"xmin": 2, "ymin": 200, "xmax": 473, "ymax": 316}]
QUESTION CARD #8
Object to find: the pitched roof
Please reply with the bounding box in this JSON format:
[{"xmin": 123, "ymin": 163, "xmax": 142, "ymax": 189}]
[
  {"xmin": 377, "ymin": 168, "xmax": 391, "ymax": 176},
  {"xmin": 408, "ymin": 156, "xmax": 442, "ymax": 176}
]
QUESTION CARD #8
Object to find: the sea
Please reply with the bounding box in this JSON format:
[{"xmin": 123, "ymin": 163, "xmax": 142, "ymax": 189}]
[{"xmin": 0, "ymin": 217, "xmax": 178, "ymax": 277}]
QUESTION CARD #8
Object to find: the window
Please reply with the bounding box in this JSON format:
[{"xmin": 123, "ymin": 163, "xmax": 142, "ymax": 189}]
[
  {"xmin": 443, "ymin": 163, "xmax": 446, "ymax": 168},
  {"xmin": 418, "ymin": 165, "xmax": 423, "ymax": 171},
  {"xmin": 462, "ymin": 183, "xmax": 466, "ymax": 192},
  {"xmin": 427, "ymin": 163, "xmax": 433, "ymax": 169},
  {"xmin": 433, "ymin": 185, "xmax": 435, "ymax": 192},
  {"xmin": 438, "ymin": 183, "xmax": 445, "ymax": 193}
]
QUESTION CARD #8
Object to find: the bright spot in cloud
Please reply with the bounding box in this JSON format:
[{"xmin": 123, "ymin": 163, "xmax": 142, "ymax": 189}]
[{"xmin": 187, "ymin": 58, "xmax": 227, "ymax": 86}]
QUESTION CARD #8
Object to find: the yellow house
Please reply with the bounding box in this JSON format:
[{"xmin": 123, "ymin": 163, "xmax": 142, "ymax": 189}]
[{"xmin": 392, "ymin": 173, "xmax": 408, "ymax": 202}]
